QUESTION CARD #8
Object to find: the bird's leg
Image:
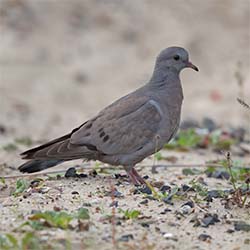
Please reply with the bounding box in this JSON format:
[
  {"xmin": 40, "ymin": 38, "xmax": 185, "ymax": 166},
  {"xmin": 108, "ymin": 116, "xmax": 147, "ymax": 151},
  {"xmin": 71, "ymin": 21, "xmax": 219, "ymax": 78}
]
[{"xmin": 124, "ymin": 166, "xmax": 146, "ymax": 186}]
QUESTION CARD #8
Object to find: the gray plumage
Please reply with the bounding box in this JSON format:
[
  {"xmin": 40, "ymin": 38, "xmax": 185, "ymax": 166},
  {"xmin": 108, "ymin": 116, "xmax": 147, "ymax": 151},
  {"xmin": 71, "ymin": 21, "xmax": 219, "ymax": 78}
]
[{"xmin": 19, "ymin": 46, "xmax": 198, "ymax": 185}]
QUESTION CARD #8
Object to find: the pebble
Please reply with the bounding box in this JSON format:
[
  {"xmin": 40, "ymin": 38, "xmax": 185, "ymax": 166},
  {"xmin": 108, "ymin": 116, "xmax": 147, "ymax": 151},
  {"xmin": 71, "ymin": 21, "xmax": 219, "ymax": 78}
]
[
  {"xmin": 163, "ymin": 232, "xmax": 173, "ymax": 238},
  {"xmin": 198, "ymin": 233, "xmax": 212, "ymax": 241},
  {"xmin": 109, "ymin": 201, "xmax": 118, "ymax": 207},
  {"xmin": 112, "ymin": 190, "xmax": 124, "ymax": 198},
  {"xmin": 39, "ymin": 187, "xmax": 50, "ymax": 194},
  {"xmin": 201, "ymin": 213, "xmax": 220, "ymax": 227},
  {"xmin": 89, "ymin": 170, "xmax": 98, "ymax": 177},
  {"xmin": 179, "ymin": 205, "xmax": 193, "ymax": 215},
  {"xmin": 0, "ymin": 125, "xmax": 6, "ymax": 134},
  {"xmin": 160, "ymin": 185, "xmax": 171, "ymax": 193},
  {"xmin": 163, "ymin": 233, "xmax": 178, "ymax": 241},
  {"xmin": 79, "ymin": 173, "xmax": 88, "ymax": 178},
  {"xmin": 162, "ymin": 196, "xmax": 173, "ymax": 205},
  {"xmin": 160, "ymin": 208, "xmax": 172, "ymax": 214},
  {"xmin": 134, "ymin": 186, "xmax": 152, "ymax": 195},
  {"xmin": 202, "ymin": 117, "xmax": 217, "ymax": 132},
  {"xmin": 205, "ymin": 190, "xmax": 225, "ymax": 202},
  {"xmin": 181, "ymin": 184, "xmax": 194, "ymax": 192},
  {"xmin": 182, "ymin": 201, "xmax": 194, "ymax": 208},
  {"xmin": 207, "ymin": 170, "xmax": 230, "ymax": 180},
  {"xmin": 65, "ymin": 167, "xmax": 78, "ymax": 178},
  {"xmin": 141, "ymin": 222, "xmax": 150, "ymax": 228},
  {"xmin": 234, "ymin": 221, "xmax": 250, "ymax": 232},
  {"xmin": 119, "ymin": 234, "xmax": 134, "ymax": 242},
  {"xmin": 139, "ymin": 199, "xmax": 148, "ymax": 205}
]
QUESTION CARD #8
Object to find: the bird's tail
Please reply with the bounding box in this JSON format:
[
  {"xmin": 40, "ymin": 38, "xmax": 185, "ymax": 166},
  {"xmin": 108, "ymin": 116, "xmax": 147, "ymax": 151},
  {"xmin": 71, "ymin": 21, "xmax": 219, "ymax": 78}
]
[{"xmin": 18, "ymin": 159, "xmax": 64, "ymax": 173}]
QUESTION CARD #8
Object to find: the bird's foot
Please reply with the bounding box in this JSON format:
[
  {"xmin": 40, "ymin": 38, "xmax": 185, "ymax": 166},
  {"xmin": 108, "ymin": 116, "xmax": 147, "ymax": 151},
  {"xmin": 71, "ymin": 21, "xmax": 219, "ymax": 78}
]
[{"xmin": 124, "ymin": 167, "xmax": 146, "ymax": 186}]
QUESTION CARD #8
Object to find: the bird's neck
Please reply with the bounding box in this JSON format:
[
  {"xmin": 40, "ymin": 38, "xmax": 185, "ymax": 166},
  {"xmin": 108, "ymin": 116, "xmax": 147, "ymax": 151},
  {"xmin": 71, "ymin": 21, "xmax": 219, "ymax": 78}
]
[
  {"xmin": 147, "ymin": 67, "xmax": 183, "ymax": 103},
  {"xmin": 149, "ymin": 67, "xmax": 181, "ymax": 88}
]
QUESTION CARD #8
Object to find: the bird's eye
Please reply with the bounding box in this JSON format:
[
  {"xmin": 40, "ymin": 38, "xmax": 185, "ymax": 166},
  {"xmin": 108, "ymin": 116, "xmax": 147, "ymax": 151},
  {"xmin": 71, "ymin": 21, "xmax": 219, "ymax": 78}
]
[{"xmin": 173, "ymin": 55, "xmax": 180, "ymax": 61}]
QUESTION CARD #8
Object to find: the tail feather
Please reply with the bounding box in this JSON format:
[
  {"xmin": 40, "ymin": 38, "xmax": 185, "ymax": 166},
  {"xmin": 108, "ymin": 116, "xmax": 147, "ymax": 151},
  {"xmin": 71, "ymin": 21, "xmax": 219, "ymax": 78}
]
[{"xmin": 18, "ymin": 159, "xmax": 63, "ymax": 173}]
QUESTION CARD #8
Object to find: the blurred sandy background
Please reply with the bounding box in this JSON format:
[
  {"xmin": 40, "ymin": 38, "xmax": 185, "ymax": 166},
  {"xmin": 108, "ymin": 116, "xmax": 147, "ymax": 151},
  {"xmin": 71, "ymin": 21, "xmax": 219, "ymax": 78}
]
[{"xmin": 0, "ymin": 0, "xmax": 250, "ymax": 142}]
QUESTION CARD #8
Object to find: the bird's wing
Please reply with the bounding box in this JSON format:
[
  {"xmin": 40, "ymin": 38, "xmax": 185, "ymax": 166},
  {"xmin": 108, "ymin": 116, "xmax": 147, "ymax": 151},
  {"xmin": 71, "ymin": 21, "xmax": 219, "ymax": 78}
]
[
  {"xmin": 21, "ymin": 94, "xmax": 162, "ymax": 160},
  {"xmin": 70, "ymin": 95, "xmax": 162, "ymax": 155}
]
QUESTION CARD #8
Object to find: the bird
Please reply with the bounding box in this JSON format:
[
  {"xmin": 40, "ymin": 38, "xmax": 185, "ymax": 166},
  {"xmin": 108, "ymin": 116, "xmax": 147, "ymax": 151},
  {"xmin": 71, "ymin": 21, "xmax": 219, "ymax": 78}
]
[{"xmin": 18, "ymin": 46, "xmax": 198, "ymax": 185}]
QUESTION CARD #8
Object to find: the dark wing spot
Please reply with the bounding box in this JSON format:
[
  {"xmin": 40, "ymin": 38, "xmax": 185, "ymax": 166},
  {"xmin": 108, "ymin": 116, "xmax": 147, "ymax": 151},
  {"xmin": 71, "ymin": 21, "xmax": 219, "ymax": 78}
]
[
  {"xmin": 85, "ymin": 144, "xmax": 97, "ymax": 151},
  {"xmin": 84, "ymin": 132, "xmax": 91, "ymax": 137},
  {"xmin": 85, "ymin": 123, "xmax": 92, "ymax": 129},
  {"xmin": 98, "ymin": 128, "xmax": 104, "ymax": 133},
  {"xmin": 99, "ymin": 131, "xmax": 105, "ymax": 138},
  {"xmin": 103, "ymin": 135, "xmax": 109, "ymax": 142}
]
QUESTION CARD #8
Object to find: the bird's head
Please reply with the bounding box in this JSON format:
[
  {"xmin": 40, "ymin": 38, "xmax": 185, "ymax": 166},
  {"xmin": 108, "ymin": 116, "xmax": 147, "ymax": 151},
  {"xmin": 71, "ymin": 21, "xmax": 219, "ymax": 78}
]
[{"xmin": 155, "ymin": 47, "xmax": 198, "ymax": 73}]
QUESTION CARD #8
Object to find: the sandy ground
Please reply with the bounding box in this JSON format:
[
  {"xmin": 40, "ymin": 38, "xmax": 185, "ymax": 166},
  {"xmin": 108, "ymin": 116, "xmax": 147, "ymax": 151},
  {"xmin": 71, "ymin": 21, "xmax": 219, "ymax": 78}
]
[
  {"xmin": 0, "ymin": 148, "xmax": 250, "ymax": 250},
  {"xmin": 0, "ymin": 1, "xmax": 250, "ymax": 250}
]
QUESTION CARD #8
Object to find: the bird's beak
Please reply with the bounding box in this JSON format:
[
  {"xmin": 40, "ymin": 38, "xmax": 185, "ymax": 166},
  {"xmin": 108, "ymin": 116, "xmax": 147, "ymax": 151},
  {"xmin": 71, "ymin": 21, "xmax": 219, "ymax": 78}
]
[{"xmin": 186, "ymin": 61, "xmax": 199, "ymax": 71}]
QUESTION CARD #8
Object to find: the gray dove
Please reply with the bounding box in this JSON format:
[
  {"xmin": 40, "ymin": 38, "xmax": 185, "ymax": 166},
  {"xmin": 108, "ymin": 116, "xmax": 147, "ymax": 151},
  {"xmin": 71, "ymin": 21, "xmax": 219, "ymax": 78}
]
[{"xmin": 19, "ymin": 46, "xmax": 198, "ymax": 185}]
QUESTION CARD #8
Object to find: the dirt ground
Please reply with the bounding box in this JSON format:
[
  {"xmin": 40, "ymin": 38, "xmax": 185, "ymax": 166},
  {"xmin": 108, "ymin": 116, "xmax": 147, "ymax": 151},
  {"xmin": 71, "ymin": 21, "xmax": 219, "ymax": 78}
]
[
  {"xmin": 0, "ymin": 148, "xmax": 250, "ymax": 250},
  {"xmin": 0, "ymin": 1, "xmax": 250, "ymax": 250}
]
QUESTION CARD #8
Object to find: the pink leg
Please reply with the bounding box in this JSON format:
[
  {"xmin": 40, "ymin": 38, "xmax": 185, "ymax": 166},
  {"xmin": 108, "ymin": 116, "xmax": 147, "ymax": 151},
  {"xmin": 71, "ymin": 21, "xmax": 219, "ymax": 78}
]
[{"xmin": 124, "ymin": 166, "xmax": 146, "ymax": 186}]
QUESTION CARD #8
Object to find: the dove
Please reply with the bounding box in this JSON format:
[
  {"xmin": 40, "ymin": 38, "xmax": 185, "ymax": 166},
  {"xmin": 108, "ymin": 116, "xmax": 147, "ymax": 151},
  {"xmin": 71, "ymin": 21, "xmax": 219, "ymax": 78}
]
[{"xmin": 18, "ymin": 46, "xmax": 198, "ymax": 185}]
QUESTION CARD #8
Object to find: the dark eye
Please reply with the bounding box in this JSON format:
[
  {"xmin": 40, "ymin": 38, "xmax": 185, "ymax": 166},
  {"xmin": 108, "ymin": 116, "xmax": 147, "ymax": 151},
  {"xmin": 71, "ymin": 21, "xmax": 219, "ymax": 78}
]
[{"xmin": 173, "ymin": 55, "xmax": 180, "ymax": 61}]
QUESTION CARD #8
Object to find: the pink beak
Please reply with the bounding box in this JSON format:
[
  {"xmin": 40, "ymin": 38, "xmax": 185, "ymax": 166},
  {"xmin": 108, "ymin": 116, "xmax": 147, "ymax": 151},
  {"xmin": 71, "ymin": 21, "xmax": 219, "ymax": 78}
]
[{"xmin": 186, "ymin": 61, "xmax": 199, "ymax": 71}]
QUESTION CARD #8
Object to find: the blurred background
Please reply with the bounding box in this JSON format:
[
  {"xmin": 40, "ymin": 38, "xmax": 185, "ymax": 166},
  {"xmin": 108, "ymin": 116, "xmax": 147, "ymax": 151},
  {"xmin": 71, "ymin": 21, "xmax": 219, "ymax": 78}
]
[{"xmin": 0, "ymin": 0, "xmax": 249, "ymax": 141}]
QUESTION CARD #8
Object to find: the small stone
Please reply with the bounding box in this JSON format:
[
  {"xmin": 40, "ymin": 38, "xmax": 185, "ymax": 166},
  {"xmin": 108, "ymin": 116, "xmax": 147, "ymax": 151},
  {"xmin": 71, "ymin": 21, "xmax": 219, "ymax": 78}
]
[
  {"xmin": 163, "ymin": 233, "xmax": 178, "ymax": 241},
  {"xmin": 234, "ymin": 221, "xmax": 250, "ymax": 232},
  {"xmin": 141, "ymin": 222, "xmax": 150, "ymax": 228},
  {"xmin": 198, "ymin": 234, "xmax": 212, "ymax": 241},
  {"xmin": 205, "ymin": 190, "xmax": 225, "ymax": 201},
  {"xmin": 163, "ymin": 232, "xmax": 173, "ymax": 239},
  {"xmin": 113, "ymin": 190, "xmax": 124, "ymax": 198},
  {"xmin": 226, "ymin": 229, "xmax": 234, "ymax": 234},
  {"xmin": 182, "ymin": 201, "xmax": 194, "ymax": 208},
  {"xmin": 116, "ymin": 221, "xmax": 122, "ymax": 226},
  {"xmin": 160, "ymin": 208, "xmax": 172, "ymax": 214},
  {"xmin": 160, "ymin": 185, "xmax": 171, "ymax": 193},
  {"xmin": 181, "ymin": 184, "xmax": 194, "ymax": 192},
  {"xmin": 179, "ymin": 205, "xmax": 193, "ymax": 215},
  {"xmin": 201, "ymin": 213, "xmax": 220, "ymax": 227},
  {"xmin": 162, "ymin": 197, "xmax": 173, "ymax": 205},
  {"xmin": 0, "ymin": 125, "xmax": 6, "ymax": 134},
  {"xmin": 39, "ymin": 187, "xmax": 50, "ymax": 194},
  {"xmin": 109, "ymin": 201, "xmax": 118, "ymax": 207},
  {"xmin": 202, "ymin": 117, "xmax": 217, "ymax": 132},
  {"xmin": 65, "ymin": 167, "xmax": 78, "ymax": 178},
  {"xmin": 211, "ymin": 170, "xmax": 230, "ymax": 180},
  {"xmin": 140, "ymin": 199, "xmax": 148, "ymax": 205},
  {"xmin": 119, "ymin": 234, "xmax": 134, "ymax": 242},
  {"xmin": 89, "ymin": 170, "xmax": 98, "ymax": 177},
  {"xmin": 31, "ymin": 210, "xmax": 41, "ymax": 214},
  {"xmin": 134, "ymin": 186, "xmax": 152, "ymax": 195},
  {"xmin": 82, "ymin": 202, "xmax": 92, "ymax": 207},
  {"xmin": 79, "ymin": 173, "xmax": 88, "ymax": 178}
]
